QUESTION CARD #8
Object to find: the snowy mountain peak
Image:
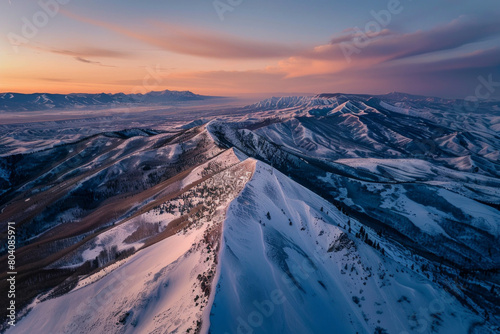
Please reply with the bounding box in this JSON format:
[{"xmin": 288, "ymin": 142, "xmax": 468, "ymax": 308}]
[{"xmin": 247, "ymin": 95, "xmax": 340, "ymax": 111}]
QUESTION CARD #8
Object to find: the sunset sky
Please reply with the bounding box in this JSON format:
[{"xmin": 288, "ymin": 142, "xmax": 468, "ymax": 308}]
[{"xmin": 1, "ymin": 0, "xmax": 499, "ymax": 97}]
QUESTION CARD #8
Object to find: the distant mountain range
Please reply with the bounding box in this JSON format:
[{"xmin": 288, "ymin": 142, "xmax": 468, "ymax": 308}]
[
  {"xmin": 0, "ymin": 90, "xmax": 215, "ymax": 111},
  {"xmin": 248, "ymin": 91, "xmax": 500, "ymax": 113}
]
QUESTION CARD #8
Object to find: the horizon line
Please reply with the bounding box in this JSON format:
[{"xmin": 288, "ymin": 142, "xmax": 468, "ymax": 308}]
[{"xmin": 0, "ymin": 90, "xmax": 479, "ymax": 101}]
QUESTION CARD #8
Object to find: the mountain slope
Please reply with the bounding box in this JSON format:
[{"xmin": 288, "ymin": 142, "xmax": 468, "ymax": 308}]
[
  {"xmin": 210, "ymin": 162, "xmax": 482, "ymax": 333},
  {"xmin": 6, "ymin": 153, "xmax": 255, "ymax": 334},
  {"xmin": 5, "ymin": 159, "xmax": 486, "ymax": 334}
]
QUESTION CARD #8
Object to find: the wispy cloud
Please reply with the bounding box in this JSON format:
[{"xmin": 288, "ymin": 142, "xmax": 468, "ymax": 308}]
[
  {"xmin": 74, "ymin": 56, "xmax": 117, "ymax": 67},
  {"xmin": 349, "ymin": 16, "xmax": 500, "ymax": 62},
  {"xmin": 22, "ymin": 43, "xmax": 127, "ymax": 67},
  {"xmin": 52, "ymin": 47, "xmax": 130, "ymax": 59},
  {"xmin": 60, "ymin": 10, "xmax": 303, "ymax": 59},
  {"xmin": 23, "ymin": 42, "xmax": 131, "ymax": 59},
  {"xmin": 273, "ymin": 16, "xmax": 500, "ymax": 78},
  {"xmin": 160, "ymin": 42, "xmax": 500, "ymax": 97},
  {"xmin": 38, "ymin": 78, "xmax": 71, "ymax": 83}
]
